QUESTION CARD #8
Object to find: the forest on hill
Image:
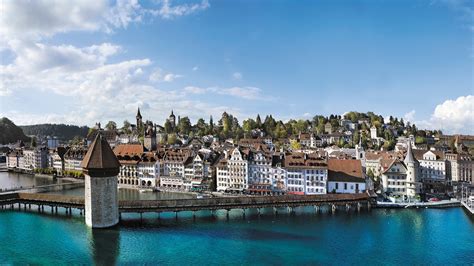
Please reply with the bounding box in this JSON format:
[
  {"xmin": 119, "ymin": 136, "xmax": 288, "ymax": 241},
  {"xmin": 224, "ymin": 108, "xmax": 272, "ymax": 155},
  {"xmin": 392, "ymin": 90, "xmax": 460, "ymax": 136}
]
[
  {"xmin": 20, "ymin": 124, "xmax": 89, "ymax": 141},
  {"xmin": 0, "ymin": 117, "xmax": 30, "ymax": 145}
]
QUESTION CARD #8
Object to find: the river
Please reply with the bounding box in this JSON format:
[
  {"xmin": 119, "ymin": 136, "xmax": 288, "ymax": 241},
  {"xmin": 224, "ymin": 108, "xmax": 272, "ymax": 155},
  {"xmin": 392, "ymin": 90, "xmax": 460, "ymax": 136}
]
[{"xmin": 0, "ymin": 173, "xmax": 473, "ymax": 265}]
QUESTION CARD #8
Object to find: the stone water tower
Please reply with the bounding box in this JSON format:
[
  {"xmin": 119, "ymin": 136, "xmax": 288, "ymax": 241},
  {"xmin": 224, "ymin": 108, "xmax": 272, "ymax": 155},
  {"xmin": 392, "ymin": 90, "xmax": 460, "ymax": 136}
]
[{"xmin": 81, "ymin": 132, "xmax": 121, "ymax": 228}]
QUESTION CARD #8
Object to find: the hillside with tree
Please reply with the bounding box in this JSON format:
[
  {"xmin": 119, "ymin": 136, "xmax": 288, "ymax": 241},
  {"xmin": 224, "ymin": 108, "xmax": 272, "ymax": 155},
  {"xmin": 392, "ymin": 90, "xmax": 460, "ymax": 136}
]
[
  {"xmin": 0, "ymin": 117, "xmax": 30, "ymax": 144},
  {"xmin": 20, "ymin": 124, "xmax": 89, "ymax": 141}
]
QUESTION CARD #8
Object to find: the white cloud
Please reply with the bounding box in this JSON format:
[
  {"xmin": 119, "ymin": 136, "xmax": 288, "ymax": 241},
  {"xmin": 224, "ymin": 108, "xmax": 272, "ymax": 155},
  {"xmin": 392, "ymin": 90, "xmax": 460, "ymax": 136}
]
[
  {"xmin": 149, "ymin": 68, "xmax": 182, "ymax": 82},
  {"xmin": 0, "ymin": 0, "xmax": 107, "ymax": 40},
  {"xmin": 232, "ymin": 72, "xmax": 243, "ymax": 80},
  {"xmin": 183, "ymin": 86, "xmax": 268, "ymax": 100},
  {"xmin": 431, "ymin": 95, "xmax": 474, "ymax": 133},
  {"xmin": 150, "ymin": 0, "xmax": 210, "ymax": 19},
  {"xmin": 415, "ymin": 95, "xmax": 474, "ymax": 134},
  {"xmin": 184, "ymin": 86, "xmax": 207, "ymax": 94},
  {"xmin": 192, "ymin": 66, "xmax": 199, "ymax": 71},
  {"xmin": 0, "ymin": 0, "xmax": 210, "ymax": 42},
  {"xmin": 218, "ymin": 86, "xmax": 262, "ymax": 100},
  {"xmin": 404, "ymin": 110, "xmax": 416, "ymax": 122},
  {"xmin": 163, "ymin": 73, "xmax": 183, "ymax": 82},
  {"xmin": 104, "ymin": 0, "xmax": 143, "ymax": 30},
  {"xmin": 0, "ymin": 0, "xmax": 238, "ymax": 126}
]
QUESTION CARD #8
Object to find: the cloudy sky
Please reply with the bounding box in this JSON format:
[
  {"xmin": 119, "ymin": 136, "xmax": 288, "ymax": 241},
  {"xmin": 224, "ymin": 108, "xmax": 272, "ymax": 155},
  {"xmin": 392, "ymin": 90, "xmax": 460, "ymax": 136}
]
[{"xmin": 0, "ymin": 0, "xmax": 473, "ymax": 134}]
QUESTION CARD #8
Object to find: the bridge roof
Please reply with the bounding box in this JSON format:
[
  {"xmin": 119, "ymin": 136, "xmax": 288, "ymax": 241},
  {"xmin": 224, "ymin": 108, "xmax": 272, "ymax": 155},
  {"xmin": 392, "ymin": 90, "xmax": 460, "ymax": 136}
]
[{"xmin": 81, "ymin": 131, "xmax": 120, "ymax": 177}]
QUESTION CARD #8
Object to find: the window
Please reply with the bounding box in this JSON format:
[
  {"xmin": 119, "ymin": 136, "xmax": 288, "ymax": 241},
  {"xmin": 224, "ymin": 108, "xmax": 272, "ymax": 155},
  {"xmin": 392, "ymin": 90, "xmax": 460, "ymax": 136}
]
[
  {"xmin": 344, "ymin": 183, "xmax": 347, "ymax": 190},
  {"xmin": 335, "ymin": 183, "xmax": 339, "ymax": 189}
]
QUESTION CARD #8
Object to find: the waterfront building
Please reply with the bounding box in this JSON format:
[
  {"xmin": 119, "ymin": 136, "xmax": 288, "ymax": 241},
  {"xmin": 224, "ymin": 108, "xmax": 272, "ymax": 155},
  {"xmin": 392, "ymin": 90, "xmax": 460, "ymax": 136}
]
[
  {"xmin": 404, "ymin": 143, "xmax": 422, "ymax": 198},
  {"xmin": 248, "ymin": 149, "xmax": 273, "ymax": 195},
  {"xmin": 327, "ymin": 159, "xmax": 366, "ymax": 193},
  {"xmin": 284, "ymin": 152, "xmax": 327, "ymax": 195},
  {"xmin": 216, "ymin": 155, "xmax": 229, "ymax": 192},
  {"xmin": 446, "ymin": 153, "xmax": 474, "ymax": 185},
  {"xmin": 137, "ymin": 152, "xmax": 159, "ymax": 188},
  {"xmin": 380, "ymin": 158, "xmax": 409, "ymax": 197},
  {"xmin": 23, "ymin": 147, "xmax": 48, "ymax": 170},
  {"xmin": 413, "ymin": 149, "xmax": 447, "ymax": 192},
  {"xmin": 380, "ymin": 143, "xmax": 421, "ymax": 199},
  {"xmin": 6, "ymin": 149, "xmax": 21, "ymax": 169},
  {"xmin": 81, "ymin": 132, "xmax": 121, "ymax": 228},
  {"xmin": 114, "ymin": 144, "xmax": 144, "ymax": 187},
  {"xmin": 183, "ymin": 153, "xmax": 212, "ymax": 191},
  {"xmin": 161, "ymin": 149, "xmax": 192, "ymax": 190},
  {"xmin": 271, "ymin": 153, "xmax": 287, "ymax": 194},
  {"xmin": 365, "ymin": 151, "xmax": 403, "ymax": 178},
  {"xmin": 64, "ymin": 146, "xmax": 88, "ymax": 173},
  {"xmin": 227, "ymin": 148, "xmax": 249, "ymax": 192}
]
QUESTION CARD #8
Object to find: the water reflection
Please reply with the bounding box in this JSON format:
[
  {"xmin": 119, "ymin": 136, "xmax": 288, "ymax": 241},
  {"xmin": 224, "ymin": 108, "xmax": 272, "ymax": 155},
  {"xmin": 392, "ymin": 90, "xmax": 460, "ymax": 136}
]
[
  {"xmin": 0, "ymin": 171, "xmax": 58, "ymax": 190},
  {"xmin": 88, "ymin": 227, "xmax": 120, "ymax": 266}
]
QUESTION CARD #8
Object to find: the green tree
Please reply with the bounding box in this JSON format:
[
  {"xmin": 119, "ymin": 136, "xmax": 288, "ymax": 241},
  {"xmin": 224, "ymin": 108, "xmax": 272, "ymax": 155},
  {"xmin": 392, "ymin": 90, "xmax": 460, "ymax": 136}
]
[
  {"xmin": 256, "ymin": 114, "xmax": 262, "ymax": 128},
  {"xmin": 178, "ymin": 116, "xmax": 191, "ymax": 135},
  {"xmin": 290, "ymin": 139, "xmax": 301, "ymax": 150},
  {"xmin": 164, "ymin": 120, "xmax": 173, "ymax": 134},
  {"xmin": 122, "ymin": 120, "xmax": 131, "ymax": 134},
  {"xmin": 105, "ymin": 121, "xmax": 117, "ymax": 130},
  {"xmin": 167, "ymin": 134, "xmax": 177, "ymax": 145},
  {"xmin": 30, "ymin": 137, "xmax": 37, "ymax": 148},
  {"xmin": 196, "ymin": 118, "xmax": 207, "ymax": 136}
]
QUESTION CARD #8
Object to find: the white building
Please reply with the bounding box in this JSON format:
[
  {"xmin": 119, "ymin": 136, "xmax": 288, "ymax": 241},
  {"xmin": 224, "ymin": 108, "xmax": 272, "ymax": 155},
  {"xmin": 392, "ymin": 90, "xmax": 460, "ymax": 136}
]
[
  {"xmin": 380, "ymin": 143, "xmax": 421, "ymax": 199},
  {"xmin": 370, "ymin": 126, "xmax": 377, "ymax": 139},
  {"xmin": 137, "ymin": 152, "xmax": 160, "ymax": 188},
  {"xmin": 248, "ymin": 150, "xmax": 273, "ymax": 194},
  {"xmin": 216, "ymin": 156, "xmax": 229, "ymax": 192},
  {"xmin": 328, "ymin": 159, "xmax": 366, "ymax": 193},
  {"xmin": 413, "ymin": 150, "xmax": 446, "ymax": 184},
  {"xmin": 284, "ymin": 152, "xmax": 327, "ymax": 195},
  {"xmin": 227, "ymin": 148, "xmax": 249, "ymax": 192},
  {"xmin": 64, "ymin": 147, "xmax": 88, "ymax": 173},
  {"xmin": 23, "ymin": 147, "xmax": 48, "ymax": 170}
]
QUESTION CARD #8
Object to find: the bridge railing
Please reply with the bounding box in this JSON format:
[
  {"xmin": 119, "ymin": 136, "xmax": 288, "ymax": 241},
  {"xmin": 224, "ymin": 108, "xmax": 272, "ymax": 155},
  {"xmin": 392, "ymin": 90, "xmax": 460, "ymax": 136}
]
[
  {"xmin": 119, "ymin": 193, "xmax": 369, "ymax": 209},
  {"xmin": 16, "ymin": 193, "xmax": 84, "ymax": 205}
]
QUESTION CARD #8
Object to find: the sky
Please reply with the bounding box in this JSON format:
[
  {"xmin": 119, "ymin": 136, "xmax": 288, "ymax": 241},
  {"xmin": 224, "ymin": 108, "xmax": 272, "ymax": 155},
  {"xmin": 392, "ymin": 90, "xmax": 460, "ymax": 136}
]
[{"xmin": 0, "ymin": 0, "xmax": 473, "ymax": 134}]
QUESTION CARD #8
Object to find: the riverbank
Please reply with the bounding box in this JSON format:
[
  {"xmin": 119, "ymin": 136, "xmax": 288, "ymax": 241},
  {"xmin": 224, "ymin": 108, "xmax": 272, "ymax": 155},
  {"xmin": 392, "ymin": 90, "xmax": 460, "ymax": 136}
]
[{"xmin": 376, "ymin": 199, "xmax": 460, "ymax": 209}]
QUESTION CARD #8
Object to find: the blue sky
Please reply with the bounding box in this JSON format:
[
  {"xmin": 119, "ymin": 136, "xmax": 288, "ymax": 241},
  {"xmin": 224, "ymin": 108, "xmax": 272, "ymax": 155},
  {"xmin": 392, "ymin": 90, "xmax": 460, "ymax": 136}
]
[{"xmin": 0, "ymin": 0, "xmax": 473, "ymax": 133}]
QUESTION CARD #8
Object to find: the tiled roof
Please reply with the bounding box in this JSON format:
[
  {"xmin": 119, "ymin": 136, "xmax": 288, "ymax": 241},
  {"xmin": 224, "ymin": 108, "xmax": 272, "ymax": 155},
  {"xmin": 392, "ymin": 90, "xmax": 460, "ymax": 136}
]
[
  {"xmin": 284, "ymin": 152, "xmax": 327, "ymax": 168},
  {"xmin": 81, "ymin": 132, "xmax": 121, "ymax": 177},
  {"xmin": 113, "ymin": 144, "xmax": 144, "ymax": 156},
  {"xmin": 328, "ymin": 159, "xmax": 364, "ymax": 182}
]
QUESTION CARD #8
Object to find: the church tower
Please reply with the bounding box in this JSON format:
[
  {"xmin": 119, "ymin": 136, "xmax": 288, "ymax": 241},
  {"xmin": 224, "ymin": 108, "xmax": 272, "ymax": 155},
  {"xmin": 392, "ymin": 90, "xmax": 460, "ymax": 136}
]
[
  {"xmin": 169, "ymin": 110, "xmax": 176, "ymax": 129},
  {"xmin": 81, "ymin": 132, "xmax": 121, "ymax": 228},
  {"xmin": 136, "ymin": 107, "xmax": 143, "ymax": 128},
  {"xmin": 404, "ymin": 142, "xmax": 420, "ymax": 198},
  {"xmin": 355, "ymin": 137, "xmax": 365, "ymax": 167}
]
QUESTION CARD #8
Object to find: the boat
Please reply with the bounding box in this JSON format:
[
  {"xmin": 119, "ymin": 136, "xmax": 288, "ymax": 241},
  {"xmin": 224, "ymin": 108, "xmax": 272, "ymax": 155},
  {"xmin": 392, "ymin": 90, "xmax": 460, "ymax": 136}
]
[{"xmin": 139, "ymin": 188, "xmax": 154, "ymax": 193}]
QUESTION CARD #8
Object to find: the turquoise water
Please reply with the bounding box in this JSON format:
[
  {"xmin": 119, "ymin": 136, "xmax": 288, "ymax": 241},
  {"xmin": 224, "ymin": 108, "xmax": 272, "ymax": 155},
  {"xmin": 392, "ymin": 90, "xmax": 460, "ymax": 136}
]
[{"xmin": 0, "ymin": 207, "xmax": 473, "ymax": 265}]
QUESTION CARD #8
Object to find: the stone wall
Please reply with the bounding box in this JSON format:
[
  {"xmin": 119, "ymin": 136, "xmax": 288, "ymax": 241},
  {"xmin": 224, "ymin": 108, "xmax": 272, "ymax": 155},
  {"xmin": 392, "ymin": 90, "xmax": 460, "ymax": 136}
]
[{"xmin": 85, "ymin": 175, "xmax": 119, "ymax": 228}]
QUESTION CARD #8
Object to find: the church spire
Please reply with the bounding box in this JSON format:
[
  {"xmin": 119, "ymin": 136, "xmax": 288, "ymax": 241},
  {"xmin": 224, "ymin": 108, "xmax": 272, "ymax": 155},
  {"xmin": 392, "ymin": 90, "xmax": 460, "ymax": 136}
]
[
  {"xmin": 136, "ymin": 107, "xmax": 142, "ymax": 119},
  {"xmin": 404, "ymin": 141, "xmax": 415, "ymax": 164}
]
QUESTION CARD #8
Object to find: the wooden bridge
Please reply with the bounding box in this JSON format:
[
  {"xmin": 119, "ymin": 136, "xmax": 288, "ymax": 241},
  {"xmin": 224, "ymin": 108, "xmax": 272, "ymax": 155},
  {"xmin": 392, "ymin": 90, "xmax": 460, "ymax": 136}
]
[{"xmin": 0, "ymin": 193, "xmax": 372, "ymax": 217}]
